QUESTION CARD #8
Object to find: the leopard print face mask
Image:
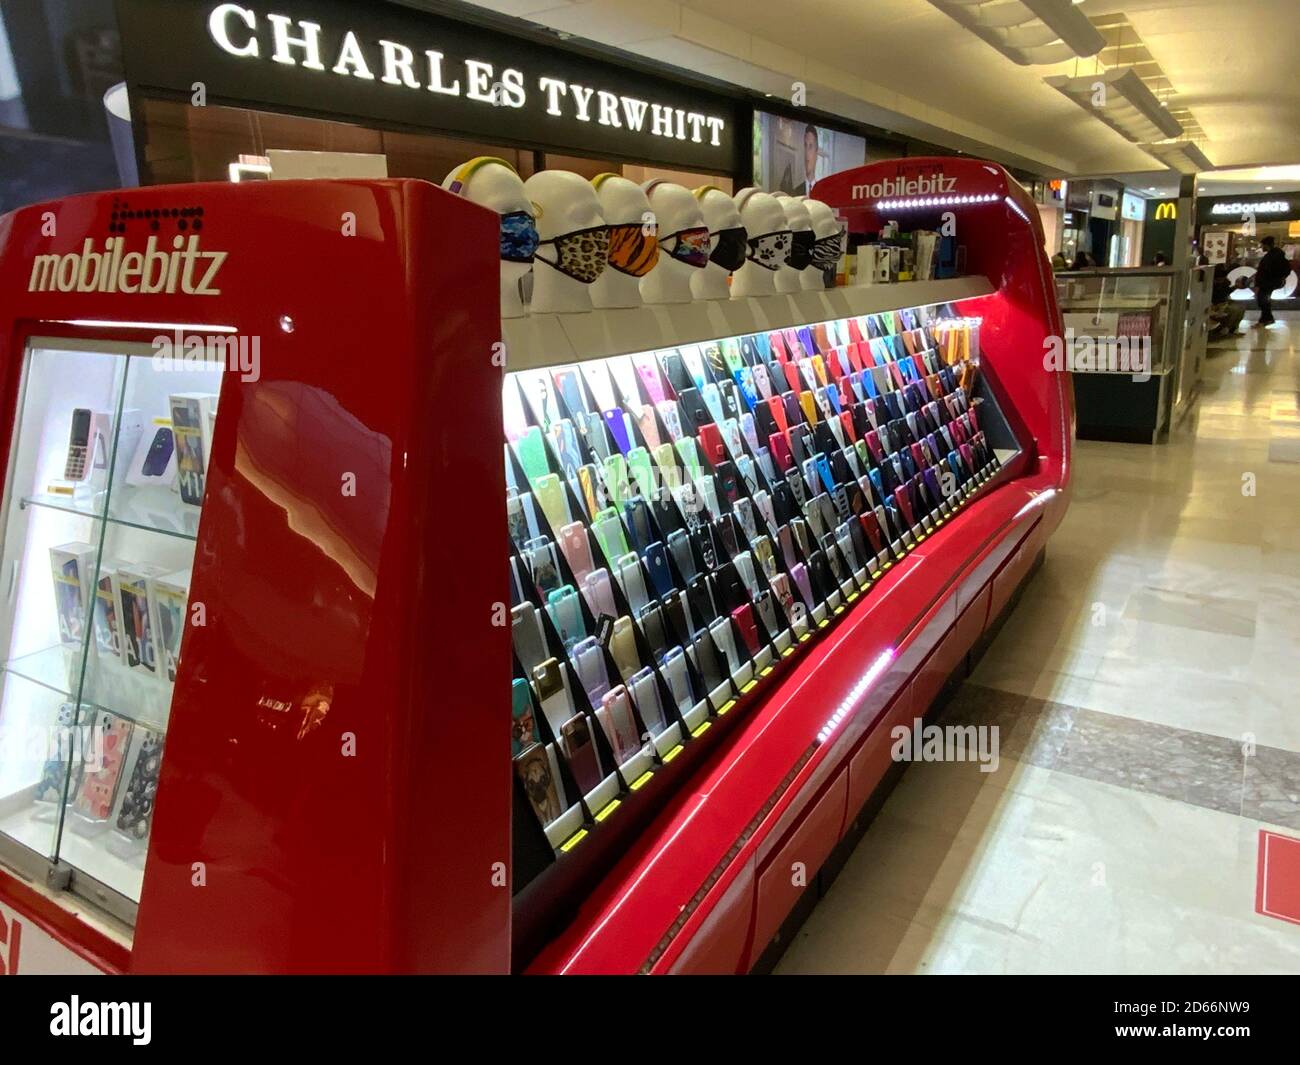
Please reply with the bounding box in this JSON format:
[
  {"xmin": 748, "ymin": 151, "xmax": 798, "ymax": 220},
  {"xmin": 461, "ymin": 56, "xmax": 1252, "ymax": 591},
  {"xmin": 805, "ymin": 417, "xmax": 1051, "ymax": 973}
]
[{"xmin": 534, "ymin": 225, "xmax": 610, "ymax": 284}]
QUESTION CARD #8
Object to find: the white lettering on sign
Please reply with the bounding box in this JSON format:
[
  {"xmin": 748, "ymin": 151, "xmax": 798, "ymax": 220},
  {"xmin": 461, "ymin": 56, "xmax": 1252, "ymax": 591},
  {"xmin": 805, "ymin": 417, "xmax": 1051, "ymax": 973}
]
[
  {"xmin": 851, "ymin": 174, "xmax": 959, "ymax": 200},
  {"xmin": 204, "ymin": 4, "xmax": 727, "ymax": 147},
  {"xmin": 28, "ymin": 236, "xmax": 227, "ymax": 296},
  {"xmin": 1209, "ymin": 201, "xmax": 1290, "ymax": 215}
]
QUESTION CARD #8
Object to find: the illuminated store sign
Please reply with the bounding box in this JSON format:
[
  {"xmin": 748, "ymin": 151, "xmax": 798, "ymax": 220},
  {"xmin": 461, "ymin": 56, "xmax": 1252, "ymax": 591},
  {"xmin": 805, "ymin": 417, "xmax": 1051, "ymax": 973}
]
[
  {"xmin": 118, "ymin": 0, "xmax": 741, "ymax": 172},
  {"xmin": 1209, "ymin": 201, "xmax": 1291, "ymax": 216},
  {"xmin": 205, "ymin": 5, "xmax": 726, "ymax": 147}
]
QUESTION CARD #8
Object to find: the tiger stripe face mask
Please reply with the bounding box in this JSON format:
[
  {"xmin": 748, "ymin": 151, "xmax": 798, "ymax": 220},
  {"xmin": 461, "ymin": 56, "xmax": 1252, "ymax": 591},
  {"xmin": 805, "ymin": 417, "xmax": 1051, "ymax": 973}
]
[{"xmin": 605, "ymin": 222, "xmax": 660, "ymax": 277}]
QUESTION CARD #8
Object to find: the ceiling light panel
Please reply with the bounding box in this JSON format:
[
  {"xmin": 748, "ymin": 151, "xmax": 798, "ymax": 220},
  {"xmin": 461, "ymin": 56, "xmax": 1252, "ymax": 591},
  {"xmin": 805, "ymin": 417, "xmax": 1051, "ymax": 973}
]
[
  {"xmin": 927, "ymin": 0, "xmax": 1105, "ymax": 65},
  {"xmin": 1045, "ymin": 68, "xmax": 1184, "ymax": 144},
  {"xmin": 1140, "ymin": 140, "xmax": 1214, "ymax": 175}
]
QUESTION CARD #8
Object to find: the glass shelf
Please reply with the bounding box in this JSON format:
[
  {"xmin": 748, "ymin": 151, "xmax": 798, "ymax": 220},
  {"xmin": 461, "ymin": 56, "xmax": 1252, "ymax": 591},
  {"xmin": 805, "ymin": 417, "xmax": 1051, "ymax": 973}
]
[
  {"xmin": 22, "ymin": 484, "xmax": 200, "ymax": 542},
  {"xmin": 1, "ymin": 644, "xmax": 174, "ymax": 734}
]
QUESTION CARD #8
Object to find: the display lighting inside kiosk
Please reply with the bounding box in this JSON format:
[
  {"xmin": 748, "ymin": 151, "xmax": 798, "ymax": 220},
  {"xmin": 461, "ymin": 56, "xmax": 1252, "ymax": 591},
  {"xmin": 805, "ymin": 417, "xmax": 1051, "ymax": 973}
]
[
  {"xmin": 875, "ymin": 194, "xmax": 1001, "ymax": 210},
  {"xmin": 815, "ymin": 648, "xmax": 896, "ymax": 745},
  {"xmin": 56, "ymin": 319, "xmax": 240, "ymax": 333}
]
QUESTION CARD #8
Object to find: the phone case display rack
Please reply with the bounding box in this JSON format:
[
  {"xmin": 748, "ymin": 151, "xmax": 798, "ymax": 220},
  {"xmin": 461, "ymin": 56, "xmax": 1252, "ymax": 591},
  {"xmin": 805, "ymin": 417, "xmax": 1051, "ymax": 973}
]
[
  {"xmin": 505, "ymin": 300, "xmax": 1014, "ymax": 964},
  {"xmin": 0, "ymin": 158, "xmax": 1069, "ymax": 975},
  {"xmin": 520, "ymin": 157, "xmax": 1071, "ymax": 974}
]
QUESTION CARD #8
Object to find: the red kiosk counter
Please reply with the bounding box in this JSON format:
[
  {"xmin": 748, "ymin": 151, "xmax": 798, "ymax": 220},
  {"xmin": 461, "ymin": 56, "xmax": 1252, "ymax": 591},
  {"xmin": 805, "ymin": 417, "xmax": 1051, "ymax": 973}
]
[{"xmin": 0, "ymin": 157, "xmax": 1069, "ymax": 974}]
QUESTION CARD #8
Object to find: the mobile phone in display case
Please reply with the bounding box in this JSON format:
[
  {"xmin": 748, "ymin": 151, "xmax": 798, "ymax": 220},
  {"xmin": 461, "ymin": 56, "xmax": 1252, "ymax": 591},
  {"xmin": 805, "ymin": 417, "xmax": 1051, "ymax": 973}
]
[
  {"xmin": 72, "ymin": 711, "xmax": 134, "ymax": 824},
  {"xmin": 62, "ymin": 407, "xmax": 93, "ymax": 482},
  {"xmin": 114, "ymin": 728, "xmax": 164, "ymax": 844}
]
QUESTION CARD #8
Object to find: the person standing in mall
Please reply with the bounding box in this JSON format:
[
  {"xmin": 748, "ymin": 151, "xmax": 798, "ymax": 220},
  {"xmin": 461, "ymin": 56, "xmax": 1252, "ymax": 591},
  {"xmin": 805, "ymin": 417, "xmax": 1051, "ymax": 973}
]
[{"xmin": 1253, "ymin": 236, "xmax": 1289, "ymax": 326}]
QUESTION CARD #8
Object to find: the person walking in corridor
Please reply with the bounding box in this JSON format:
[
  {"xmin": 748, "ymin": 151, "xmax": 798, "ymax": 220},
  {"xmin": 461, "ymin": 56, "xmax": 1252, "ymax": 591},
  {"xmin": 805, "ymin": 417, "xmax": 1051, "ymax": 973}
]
[{"xmin": 1253, "ymin": 236, "xmax": 1289, "ymax": 327}]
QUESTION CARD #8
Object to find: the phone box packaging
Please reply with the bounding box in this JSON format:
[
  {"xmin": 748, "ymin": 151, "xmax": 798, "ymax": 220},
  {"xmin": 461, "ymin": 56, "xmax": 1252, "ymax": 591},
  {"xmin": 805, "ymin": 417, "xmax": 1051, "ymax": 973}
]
[
  {"xmin": 115, "ymin": 563, "xmax": 166, "ymax": 677},
  {"xmin": 49, "ymin": 542, "xmax": 96, "ymax": 648},
  {"xmin": 149, "ymin": 569, "xmax": 190, "ymax": 683},
  {"xmin": 168, "ymin": 393, "xmax": 216, "ymax": 507}
]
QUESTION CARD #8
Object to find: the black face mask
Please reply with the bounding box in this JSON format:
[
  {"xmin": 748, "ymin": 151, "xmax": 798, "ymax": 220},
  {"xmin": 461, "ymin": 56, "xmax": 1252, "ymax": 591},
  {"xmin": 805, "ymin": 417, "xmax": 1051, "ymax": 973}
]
[
  {"xmin": 788, "ymin": 229, "xmax": 816, "ymax": 270},
  {"xmin": 708, "ymin": 226, "xmax": 748, "ymax": 272}
]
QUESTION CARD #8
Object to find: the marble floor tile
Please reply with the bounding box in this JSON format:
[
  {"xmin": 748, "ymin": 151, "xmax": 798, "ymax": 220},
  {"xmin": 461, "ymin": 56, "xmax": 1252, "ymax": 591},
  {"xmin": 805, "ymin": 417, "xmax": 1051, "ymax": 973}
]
[
  {"xmin": 778, "ymin": 762, "xmax": 1300, "ymax": 974},
  {"xmin": 1121, "ymin": 585, "xmax": 1257, "ymax": 638},
  {"xmin": 1242, "ymin": 746, "xmax": 1300, "ymax": 830}
]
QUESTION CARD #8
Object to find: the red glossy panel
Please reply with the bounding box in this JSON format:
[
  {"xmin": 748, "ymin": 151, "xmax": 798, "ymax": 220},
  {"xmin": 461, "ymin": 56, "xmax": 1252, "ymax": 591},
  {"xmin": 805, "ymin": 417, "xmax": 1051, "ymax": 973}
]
[
  {"xmin": 664, "ymin": 855, "xmax": 756, "ymax": 975},
  {"xmin": 845, "ymin": 692, "xmax": 913, "ymax": 825},
  {"xmin": 988, "ymin": 530, "xmax": 1039, "ymax": 624},
  {"xmin": 751, "ymin": 770, "xmax": 848, "ymax": 960}
]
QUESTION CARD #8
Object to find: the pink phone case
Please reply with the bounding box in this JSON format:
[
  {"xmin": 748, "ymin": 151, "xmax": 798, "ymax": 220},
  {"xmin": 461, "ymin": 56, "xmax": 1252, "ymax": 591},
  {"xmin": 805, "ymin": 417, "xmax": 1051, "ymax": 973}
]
[{"xmin": 558, "ymin": 521, "xmax": 595, "ymax": 582}]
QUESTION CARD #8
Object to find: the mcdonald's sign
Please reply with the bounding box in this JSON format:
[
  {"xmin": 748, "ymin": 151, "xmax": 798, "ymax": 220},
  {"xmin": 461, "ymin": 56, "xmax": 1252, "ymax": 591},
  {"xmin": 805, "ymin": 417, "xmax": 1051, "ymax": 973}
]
[{"xmin": 1154, "ymin": 201, "xmax": 1177, "ymax": 221}]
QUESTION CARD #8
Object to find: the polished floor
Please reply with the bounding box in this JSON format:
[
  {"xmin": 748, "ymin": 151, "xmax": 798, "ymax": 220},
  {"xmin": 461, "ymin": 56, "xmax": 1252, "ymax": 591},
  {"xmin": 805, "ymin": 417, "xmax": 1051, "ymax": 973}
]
[{"xmin": 778, "ymin": 317, "xmax": 1300, "ymax": 974}]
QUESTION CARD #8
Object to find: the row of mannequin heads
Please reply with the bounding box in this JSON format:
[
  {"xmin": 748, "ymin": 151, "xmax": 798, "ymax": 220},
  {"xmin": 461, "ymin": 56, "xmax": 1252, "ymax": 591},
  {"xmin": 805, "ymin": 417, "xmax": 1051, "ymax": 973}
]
[{"xmin": 441, "ymin": 158, "xmax": 845, "ymax": 318}]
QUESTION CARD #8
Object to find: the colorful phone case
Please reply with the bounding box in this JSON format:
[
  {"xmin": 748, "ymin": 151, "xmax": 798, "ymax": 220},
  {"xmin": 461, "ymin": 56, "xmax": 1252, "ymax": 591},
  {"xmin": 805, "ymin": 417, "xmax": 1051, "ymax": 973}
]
[{"xmin": 73, "ymin": 712, "xmax": 133, "ymax": 822}]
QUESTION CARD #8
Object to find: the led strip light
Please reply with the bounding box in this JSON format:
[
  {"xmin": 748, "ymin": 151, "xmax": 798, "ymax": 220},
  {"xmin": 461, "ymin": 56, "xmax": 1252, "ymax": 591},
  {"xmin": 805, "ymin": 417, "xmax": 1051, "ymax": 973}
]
[{"xmin": 875, "ymin": 193, "xmax": 1001, "ymax": 210}]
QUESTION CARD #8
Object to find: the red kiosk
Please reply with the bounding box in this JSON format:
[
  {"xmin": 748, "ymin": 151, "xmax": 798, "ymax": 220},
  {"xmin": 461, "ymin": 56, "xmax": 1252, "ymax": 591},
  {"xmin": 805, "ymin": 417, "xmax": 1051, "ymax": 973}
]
[{"xmin": 0, "ymin": 157, "xmax": 1068, "ymax": 974}]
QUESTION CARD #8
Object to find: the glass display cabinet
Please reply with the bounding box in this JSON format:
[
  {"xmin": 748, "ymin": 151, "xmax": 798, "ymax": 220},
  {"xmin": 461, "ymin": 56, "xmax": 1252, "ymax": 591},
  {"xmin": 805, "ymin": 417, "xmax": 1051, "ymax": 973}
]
[
  {"xmin": 0, "ymin": 338, "xmax": 214, "ymax": 921},
  {"xmin": 1055, "ymin": 266, "xmax": 1204, "ymax": 443}
]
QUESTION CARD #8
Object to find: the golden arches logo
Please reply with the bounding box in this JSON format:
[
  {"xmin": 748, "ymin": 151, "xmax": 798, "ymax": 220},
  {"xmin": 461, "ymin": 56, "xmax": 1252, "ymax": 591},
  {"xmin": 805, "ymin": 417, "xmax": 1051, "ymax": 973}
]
[{"xmin": 1154, "ymin": 202, "xmax": 1177, "ymax": 220}]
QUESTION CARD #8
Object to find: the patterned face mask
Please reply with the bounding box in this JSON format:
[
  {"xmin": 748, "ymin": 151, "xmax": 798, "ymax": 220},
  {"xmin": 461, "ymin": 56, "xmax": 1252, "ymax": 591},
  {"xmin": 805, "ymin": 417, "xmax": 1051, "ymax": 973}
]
[
  {"xmin": 605, "ymin": 222, "xmax": 660, "ymax": 277},
  {"xmin": 788, "ymin": 229, "xmax": 816, "ymax": 270},
  {"xmin": 500, "ymin": 210, "xmax": 540, "ymax": 263},
  {"xmin": 811, "ymin": 228, "xmax": 845, "ymax": 269},
  {"xmin": 663, "ymin": 225, "xmax": 711, "ymax": 268},
  {"xmin": 709, "ymin": 226, "xmax": 748, "ymax": 271},
  {"xmin": 534, "ymin": 225, "xmax": 610, "ymax": 284},
  {"xmin": 746, "ymin": 230, "xmax": 792, "ymax": 270}
]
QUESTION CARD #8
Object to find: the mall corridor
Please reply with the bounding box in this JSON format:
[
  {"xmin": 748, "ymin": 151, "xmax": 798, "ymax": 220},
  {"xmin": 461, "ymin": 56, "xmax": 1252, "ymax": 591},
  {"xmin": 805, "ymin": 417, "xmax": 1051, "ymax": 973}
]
[{"xmin": 778, "ymin": 320, "xmax": 1300, "ymax": 974}]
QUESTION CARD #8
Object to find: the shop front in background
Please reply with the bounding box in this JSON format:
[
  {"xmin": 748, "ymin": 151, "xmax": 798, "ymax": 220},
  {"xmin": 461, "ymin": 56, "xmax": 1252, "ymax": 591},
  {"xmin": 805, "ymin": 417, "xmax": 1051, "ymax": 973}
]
[
  {"xmin": 1196, "ymin": 192, "xmax": 1300, "ymax": 306},
  {"xmin": 118, "ymin": 0, "xmax": 748, "ymax": 190}
]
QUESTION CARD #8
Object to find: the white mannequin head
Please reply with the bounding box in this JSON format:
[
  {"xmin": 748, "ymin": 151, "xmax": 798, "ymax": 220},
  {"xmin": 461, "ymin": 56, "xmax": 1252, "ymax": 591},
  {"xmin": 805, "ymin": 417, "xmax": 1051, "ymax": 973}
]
[
  {"xmin": 772, "ymin": 192, "xmax": 814, "ymax": 293},
  {"xmin": 691, "ymin": 185, "xmax": 745, "ymax": 301},
  {"xmin": 441, "ymin": 156, "xmax": 534, "ymax": 318},
  {"xmin": 523, "ymin": 170, "xmax": 608, "ymax": 314},
  {"xmin": 640, "ymin": 180, "xmax": 709, "ymax": 305},
  {"xmin": 730, "ymin": 188, "xmax": 789, "ymax": 299},
  {"xmin": 799, "ymin": 198, "xmax": 843, "ymax": 291},
  {"xmin": 589, "ymin": 174, "xmax": 655, "ymax": 309}
]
